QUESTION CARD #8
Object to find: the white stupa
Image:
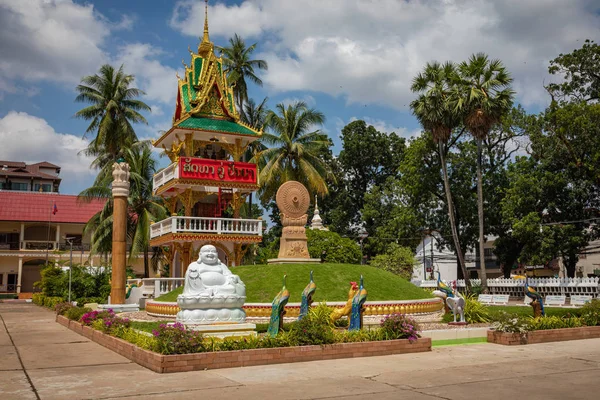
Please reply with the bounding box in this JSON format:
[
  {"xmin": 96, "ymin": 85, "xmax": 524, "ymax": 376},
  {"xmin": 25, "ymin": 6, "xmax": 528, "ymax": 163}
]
[{"xmin": 310, "ymin": 196, "xmax": 328, "ymax": 230}]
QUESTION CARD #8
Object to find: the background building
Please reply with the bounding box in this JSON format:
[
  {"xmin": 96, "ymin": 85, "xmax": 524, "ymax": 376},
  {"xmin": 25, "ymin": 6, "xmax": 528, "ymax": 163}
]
[{"xmin": 0, "ymin": 160, "xmax": 61, "ymax": 192}]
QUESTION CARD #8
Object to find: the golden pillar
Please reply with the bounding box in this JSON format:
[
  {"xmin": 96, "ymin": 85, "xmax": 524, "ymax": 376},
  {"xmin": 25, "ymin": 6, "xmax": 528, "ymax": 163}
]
[{"xmin": 110, "ymin": 160, "xmax": 130, "ymax": 304}]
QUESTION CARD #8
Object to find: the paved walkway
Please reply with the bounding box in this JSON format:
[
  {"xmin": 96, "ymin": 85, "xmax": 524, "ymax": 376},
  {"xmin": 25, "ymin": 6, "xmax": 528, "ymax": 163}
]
[{"xmin": 1, "ymin": 303, "xmax": 599, "ymax": 400}]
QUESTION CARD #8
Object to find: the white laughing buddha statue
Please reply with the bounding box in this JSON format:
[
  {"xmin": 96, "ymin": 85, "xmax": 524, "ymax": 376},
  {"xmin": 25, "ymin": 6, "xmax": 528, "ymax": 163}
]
[{"xmin": 176, "ymin": 245, "xmax": 247, "ymax": 324}]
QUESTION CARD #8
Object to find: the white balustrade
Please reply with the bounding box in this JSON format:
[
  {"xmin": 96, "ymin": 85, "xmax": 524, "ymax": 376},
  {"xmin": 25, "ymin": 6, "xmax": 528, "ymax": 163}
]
[
  {"xmin": 413, "ymin": 277, "xmax": 600, "ymax": 299},
  {"xmin": 125, "ymin": 278, "xmax": 185, "ymax": 298},
  {"xmin": 150, "ymin": 216, "xmax": 263, "ymax": 239},
  {"xmin": 153, "ymin": 162, "xmax": 178, "ymax": 193}
]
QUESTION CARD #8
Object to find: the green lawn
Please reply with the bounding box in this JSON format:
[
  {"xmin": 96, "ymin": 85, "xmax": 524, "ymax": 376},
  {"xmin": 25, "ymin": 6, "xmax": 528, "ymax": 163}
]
[
  {"xmin": 155, "ymin": 263, "xmax": 433, "ymax": 303},
  {"xmin": 130, "ymin": 321, "xmax": 168, "ymax": 334}
]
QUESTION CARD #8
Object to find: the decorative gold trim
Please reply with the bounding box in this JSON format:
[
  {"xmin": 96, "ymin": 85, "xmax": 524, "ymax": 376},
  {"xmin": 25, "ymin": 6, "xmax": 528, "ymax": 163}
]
[
  {"xmin": 150, "ymin": 232, "xmax": 262, "ymax": 247},
  {"xmin": 154, "ymin": 177, "xmax": 259, "ymax": 196}
]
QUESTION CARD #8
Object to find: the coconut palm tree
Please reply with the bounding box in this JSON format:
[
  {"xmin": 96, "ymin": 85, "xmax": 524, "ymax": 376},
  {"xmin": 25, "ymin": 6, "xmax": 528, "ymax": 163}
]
[
  {"xmin": 241, "ymin": 97, "xmax": 269, "ymax": 161},
  {"xmin": 410, "ymin": 61, "xmax": 471, "ymax": 288},
  {"xmin": 80, "ymin": 142, "xmax": 166, "ymax": 277},
  {"xmin": 74, "ymin": 64, "xmax": 150, "ymax": 163},
  {"xmin": 217, "ymin": 34, "xmax": 268, "ymax": 111},
  {"xmin": 254, "ymin": 101, "xmax": 333, "ymax": 202},
  {"xmin": 457, "ymin": 53, "xmax": 514, "ymax": 291}
]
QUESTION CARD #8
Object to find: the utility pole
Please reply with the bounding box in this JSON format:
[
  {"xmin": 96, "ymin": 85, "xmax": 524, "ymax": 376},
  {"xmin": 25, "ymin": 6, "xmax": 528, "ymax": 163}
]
[{"xmin": 65, "ymin": 236, "xmax": 75, "ymax": 303}]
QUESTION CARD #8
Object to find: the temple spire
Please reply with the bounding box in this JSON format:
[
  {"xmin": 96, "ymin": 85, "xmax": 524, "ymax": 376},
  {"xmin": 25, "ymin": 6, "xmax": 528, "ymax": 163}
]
[{"xmin": 198, "ymin": 0, "xmax": 213, "ymax": 56}]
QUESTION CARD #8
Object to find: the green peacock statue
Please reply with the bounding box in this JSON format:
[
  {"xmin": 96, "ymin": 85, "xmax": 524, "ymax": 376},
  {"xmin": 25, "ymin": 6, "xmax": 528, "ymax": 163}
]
[
  {"xmin": 267, "ymin": 275, "xmax": 290, "ymax": 337},
  {"xmin": 525, "ymin": 278, "xmax": 545, "ymax": 317},
  {"xmin": 349, "ymin": 275, "xmax": 367, "ymax": 331},
  {"xmin": 298, "ymin": 271, "xmax": 317, "ymax": 321}
]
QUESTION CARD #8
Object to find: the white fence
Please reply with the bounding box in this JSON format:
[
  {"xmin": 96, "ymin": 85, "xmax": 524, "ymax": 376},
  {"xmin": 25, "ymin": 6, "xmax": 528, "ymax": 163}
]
[
  {"xmin": 128, "ymin": 278, "xmax": 185, "ymax": 298},
  {"xmin": 413, "ymin": 277, "xmax": 599, "ymax": 298},
  {"xmin": 150, "ymin": 216, "xmax": 263, "ymax": 239}
]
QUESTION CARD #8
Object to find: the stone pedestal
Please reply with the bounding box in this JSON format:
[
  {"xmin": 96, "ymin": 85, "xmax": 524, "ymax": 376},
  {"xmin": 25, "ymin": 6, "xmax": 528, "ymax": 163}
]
[
  {"xmin": 269, "ymin": 181, "xmax": 315, "ymax": 264},
  {"xmin": 182, "ymin": 323, "xmax": 257, "ymax": 338},
  {"xmin": 110, "ymin": 161, "xmax": 130, "ymax": 305}
]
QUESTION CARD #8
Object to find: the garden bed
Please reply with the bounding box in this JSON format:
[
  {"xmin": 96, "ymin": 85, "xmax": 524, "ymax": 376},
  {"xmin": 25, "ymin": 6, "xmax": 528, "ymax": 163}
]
[
  {"xmin": 57, "ymin": 315, "xmax": 431, "ymax": 372},
  {"xmin": 487, "ymin": 326, "xmax": 600, "ymax": 346}
]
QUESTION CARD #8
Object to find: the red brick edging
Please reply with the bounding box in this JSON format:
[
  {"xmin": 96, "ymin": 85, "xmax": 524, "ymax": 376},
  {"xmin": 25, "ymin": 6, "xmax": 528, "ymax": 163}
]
[
  {"xmin": 487, "ymin": 326, "xmax": 600, "ymax": 346},
  {"xmin": 56, "ymin": 315, "xmax": 432, "ymax": 373}
]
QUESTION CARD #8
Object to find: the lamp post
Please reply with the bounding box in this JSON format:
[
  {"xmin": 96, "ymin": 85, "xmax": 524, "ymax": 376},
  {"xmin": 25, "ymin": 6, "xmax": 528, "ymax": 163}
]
[{"xmin": 64, "ymin": 236, "xmax": 75, "ymax": 303}]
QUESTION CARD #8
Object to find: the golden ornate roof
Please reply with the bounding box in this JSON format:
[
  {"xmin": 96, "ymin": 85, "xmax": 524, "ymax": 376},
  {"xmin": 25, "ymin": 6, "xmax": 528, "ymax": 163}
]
[{"xmin": 171, "ymin": 0, "xmax": 259, "ymax": 138}]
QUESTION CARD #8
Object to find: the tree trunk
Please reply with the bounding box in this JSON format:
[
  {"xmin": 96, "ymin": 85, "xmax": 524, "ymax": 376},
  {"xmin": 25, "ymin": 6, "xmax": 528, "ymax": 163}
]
[
  {"xmin": 476, "ymin": 138, "xmax": 488, "ymax": 292},
  {"xmin": 439, "ymin": 141, "xmax": 471, "ymax": 289},
  {"xmin": 143, "ymin": 246, "xmax": 149, "ymax": 278}
]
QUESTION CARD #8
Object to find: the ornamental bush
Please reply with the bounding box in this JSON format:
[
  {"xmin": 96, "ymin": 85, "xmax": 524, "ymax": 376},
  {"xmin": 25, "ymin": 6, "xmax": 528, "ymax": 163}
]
[
  {"xmin": 151, "ymin": 322, "xmax": 206, "ymax": 354},
  {"xmin": 288, "ymin": 305, "xmax": 336, "ymax": 346},
  {"xmin": 306, "ymin": 229, "xmax": 362, "ymax": 264},
  {"xmin": 32, "ymin": 293, "xmax": 46, "ymax": 306},
  {"xmin": 580, "ymin": 299, "xmax": 600, "ymax": 326},
  {"xmin": 55, "ymin": 302, "xmax": 73, "ymax": 316},
  {"xmin": 369, "ymin": 243, "xmax": 416, "ymax": 280},
  {"xmin": 43, "ymin": 296, "xmax": 65, "ymax": 309},
  {"xmin": 65, "ymin": 306, "xmax": 91, "ymax": 321},
  {"xmin": 81, "ymin": 309, "xmax": 115, "ymax": 325},
  {"xmin": 379, "ymin": 314, "xmax": 420, "ymax": 342}
]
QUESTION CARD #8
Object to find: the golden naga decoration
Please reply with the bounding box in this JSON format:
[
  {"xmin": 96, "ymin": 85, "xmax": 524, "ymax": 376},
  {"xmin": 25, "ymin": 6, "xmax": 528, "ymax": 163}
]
[{"xmin": 330, "ymin": 282, "xmax": 359, "ymax": 323}]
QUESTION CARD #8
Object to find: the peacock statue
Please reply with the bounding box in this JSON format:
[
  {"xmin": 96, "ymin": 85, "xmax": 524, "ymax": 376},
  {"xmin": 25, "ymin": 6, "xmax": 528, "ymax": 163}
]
[
  {"xmin": 349, "ymin": 275, "xmax": 368, "ymax": 331},
  {"xmin": 298, "ymin": 271, "xmax": 317, "ymax": 321},
  {"xmin": 524, "ymin": 277, "xmax": 545, "ymax": 317},
  {"xmin": 435, "ymin": 271, "xmax": 454, "ymax": 298},
  {"xmin": 267, "ymin": 275, "xmax": 290, "ymax": 337},
  {"xmin": 330, "ymin": 281, "xmax": 359, "ymax": 323}
]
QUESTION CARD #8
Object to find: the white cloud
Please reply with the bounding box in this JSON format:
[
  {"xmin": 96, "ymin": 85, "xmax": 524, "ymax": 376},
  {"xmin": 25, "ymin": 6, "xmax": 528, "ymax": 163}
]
[
  {"xmin": 280, "ymin": 94, "xmax": 316, "ymax": 108},
  {"xmin": 170, "ymin": 0, "xmax": 600, "ymax": 110},
  {"xmin": 0, "ymin": 112, "xmax": 96, "ymax": 194},
  {"xmin": 113, "ymin": 43, "xmax": 179, "ymax": 106},
  {"xmin": 0, "ymin": 0, "xmax": 109, "ymax": 89}
]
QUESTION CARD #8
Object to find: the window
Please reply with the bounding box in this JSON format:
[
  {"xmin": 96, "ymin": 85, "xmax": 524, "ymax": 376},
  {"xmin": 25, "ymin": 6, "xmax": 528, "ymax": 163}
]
[
  {"xmin": 33, "ymin": 183, "xmax": 52, "ymax": 192},
  {"xmin": 11, "ymin": 182, "xmax": 29, "ymax": 191}
]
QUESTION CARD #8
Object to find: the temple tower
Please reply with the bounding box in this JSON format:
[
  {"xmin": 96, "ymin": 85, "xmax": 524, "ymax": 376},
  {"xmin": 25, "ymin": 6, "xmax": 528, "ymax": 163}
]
[{"xmin": 150, "ymin": 2, "xmax": 262, "ymax": 275}]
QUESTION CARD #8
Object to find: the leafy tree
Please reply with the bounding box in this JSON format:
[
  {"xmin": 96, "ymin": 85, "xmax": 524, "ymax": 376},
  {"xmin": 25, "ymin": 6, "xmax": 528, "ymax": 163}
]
[
  {"xmin": 217, "ymin": 34, "xmax": 268, "ymax": 111},
  {"xmin": 80, "ymin": 142, "xmax": 166, "ymax": 277},
  {"xmin": 457, "ymin": 53, "xmax": 514, "ymax": 291},
  {"xmin": 369, "ymin": 243, "xmax": 416, "ymax": 280},
  {"xmin": 74, "ymin": 64, "xmax": 150, "ymax": 165},
  {"xmin": 410, "ymin": 61, "xmax": 470, "ymax": 285},
  {"xmin": 547, "ymin": 39, "xmax": 600, "ymax": 103},
  {"xmin": 254, "ymin": 101, "xmax": 333, "ymax": 202},
  {"xmin": 325, "ymin": 120, "xmax": 405, "ymax": 235},
  {"xmin": 306, "ymin": 229, "xmax": 361, "ymax": 264}
]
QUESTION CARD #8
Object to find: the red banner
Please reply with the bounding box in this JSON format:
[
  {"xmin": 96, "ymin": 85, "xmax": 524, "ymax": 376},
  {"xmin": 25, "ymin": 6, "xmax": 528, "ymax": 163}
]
[{"xmin": 179, "ymin": 158, "xmax": 257, "ymax": 184}]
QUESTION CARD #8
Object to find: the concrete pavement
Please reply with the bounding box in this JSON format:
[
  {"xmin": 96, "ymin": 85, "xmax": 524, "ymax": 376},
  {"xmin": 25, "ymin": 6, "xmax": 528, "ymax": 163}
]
[{"xmin": 1, "ymin": 302, "xmax": 599, "ymax": 400}]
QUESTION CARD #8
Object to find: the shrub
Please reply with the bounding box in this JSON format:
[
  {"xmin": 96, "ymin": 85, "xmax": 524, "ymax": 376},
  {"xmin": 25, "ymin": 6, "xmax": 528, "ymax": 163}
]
[
  {"xmin": 117, "ymin": 328, "xmax": 156, "ymax": 350},
  {"xmin": 306, "ymin": 229, "xmax": 362, "ymax": 264},
  {"xmin": 334, "ymin": 318, "xmax": 349, "ymax": 328},
  {"xmin": 55, "ymin": 302, "xmax": 73, "ymax": 315},
  {"xmin": 380, "ymin": 314, "xmax": 420, "ymax": 342},
  {"xmin": 464, "ymin": 296, "xmax": 492, "ymax": 323},
  {"xmin": 81, "ymin": 309, "xmax": 115, "ymax": 325},
  {"xmin": 579, "ymin": 299, "xmax": 600, "ymax": 327},
  {"xmin": 43, "ymin": 296, "xmax": 65, "ymax": 309},
  {"xmin": 369, "ymin": 243, "xmax": 416, "ymax": 280},
  {"xmin": 65, "ymin": 306, "xmax": 91, "ymax": 321},
  {"xmin": 32, "ymin": 293, "xmax": 46, "ymax": 306},
  {"xmin": 151, "ymin": 322, "xmax": 205, "ymax": 354},
  {"xmin": 288, "ymin": 306, "xmax": 335, "ymax": 346},
  {"xmin": 493, "ymin": 312, "xmax": 530, "ymax": 334},
  {"xmin": 528, "ymin": 316, "xmax": 583, "ymax": 331}
]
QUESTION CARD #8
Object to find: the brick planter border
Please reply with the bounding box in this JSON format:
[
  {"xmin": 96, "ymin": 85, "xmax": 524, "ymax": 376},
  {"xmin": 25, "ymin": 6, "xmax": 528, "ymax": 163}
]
[
  {"xmin": 57, "ymin": 315, "xmax": 431, "ymax": 373},
  {"xmin": 487, "ymin": 326, "xmax": 600, "ymax": 346}
]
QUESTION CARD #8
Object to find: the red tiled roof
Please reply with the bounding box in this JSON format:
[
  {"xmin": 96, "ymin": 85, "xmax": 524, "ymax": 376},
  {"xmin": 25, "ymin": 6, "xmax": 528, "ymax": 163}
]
[
  {"xmin": 0, "ymin": 191, "xmax": 106, "ymax": 224},
  {"xmin": 0, "ymin": 160, "xmax": 61, "ymax": 181}
]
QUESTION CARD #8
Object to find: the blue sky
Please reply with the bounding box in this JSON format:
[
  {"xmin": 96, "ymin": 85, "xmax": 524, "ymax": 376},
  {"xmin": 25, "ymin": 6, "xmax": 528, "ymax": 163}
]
[{"xmin": 0, "ymin": 0, "xmax": 599, "ymax": 195}]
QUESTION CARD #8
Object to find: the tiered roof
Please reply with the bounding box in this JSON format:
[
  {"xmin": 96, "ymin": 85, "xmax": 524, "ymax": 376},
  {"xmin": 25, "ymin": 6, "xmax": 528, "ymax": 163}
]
[{"xmin": 155, "ymin": 1, "xmax": 261, "ymax": 147}]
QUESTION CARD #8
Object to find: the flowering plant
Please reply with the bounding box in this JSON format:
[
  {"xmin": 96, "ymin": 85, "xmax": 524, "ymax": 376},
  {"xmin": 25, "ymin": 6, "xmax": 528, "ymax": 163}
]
[
  {"xmin": 151, "ymin": 322, "xmax": 205, "ymax": 354},
  {"xmin": 380, "ymin": 314, "xmax": 420, "ymax": 342},
  {"xmin": 81, "ymin": 309, "xmax": 115, "ymax": 325}
]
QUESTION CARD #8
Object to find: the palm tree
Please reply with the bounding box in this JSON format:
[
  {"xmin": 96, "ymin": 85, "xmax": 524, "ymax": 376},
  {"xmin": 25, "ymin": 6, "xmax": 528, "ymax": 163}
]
[
  {"xmin": 410, "ymin": 61, "xmax": 471, "ymax": 288},
  {"xmin": 457, "ymin": 53, "xmax": 514, "ymax": 292},
  {"xmin": 241, "ymin": 97, "xmax": 269, "ymax": 161},
  {"xmin": 80, "ymin": 142, "xmax": 166, "ymax": 277},
  {"xmin": 217, "ymin": 34, "xmax": 268, "ymax": 111},
  {"xmin": 74, "ymin": 64, "xmax": 150, "ymax": 163},
  {"xmin": 254, "ymin": 101, "xmax": 333, "ymax": 202}
]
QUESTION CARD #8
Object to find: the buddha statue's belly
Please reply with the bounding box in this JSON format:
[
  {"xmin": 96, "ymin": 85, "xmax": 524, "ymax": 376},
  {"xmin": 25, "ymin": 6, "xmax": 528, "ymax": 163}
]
[{"xmin": 200, "ymin": 271, "xmax": 227, "ymax": 286}]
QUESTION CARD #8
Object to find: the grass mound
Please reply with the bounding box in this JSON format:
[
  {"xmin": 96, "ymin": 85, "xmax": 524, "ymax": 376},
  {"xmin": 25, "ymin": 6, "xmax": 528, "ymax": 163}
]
[{"xmin": 155, "ymin": 263, "xmax": 432, "ymax": 303}]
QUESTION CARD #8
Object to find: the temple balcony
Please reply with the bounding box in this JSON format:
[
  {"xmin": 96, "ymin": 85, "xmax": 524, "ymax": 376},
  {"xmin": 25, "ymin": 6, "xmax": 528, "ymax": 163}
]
[
  {"xmin": 149, "ymin": 216, "xmax": 263, "ymax": 243},
  {"xmin": 153, "ymin": 157, "xmax": 259, "ymax": 196}
]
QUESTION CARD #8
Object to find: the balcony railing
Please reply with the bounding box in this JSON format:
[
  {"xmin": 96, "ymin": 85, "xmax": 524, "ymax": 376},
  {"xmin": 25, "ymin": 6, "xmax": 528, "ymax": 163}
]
[
  {"xmin": 16, "ymin": 241, "xmax": 92, "ymax": 251},
  {"xmin": 150, "ymin": 216, "xmax": 263, "ymax": 239},
  {"xmin": 153, "ymin": 158, "xmax": 258, "ymax": 194}
]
